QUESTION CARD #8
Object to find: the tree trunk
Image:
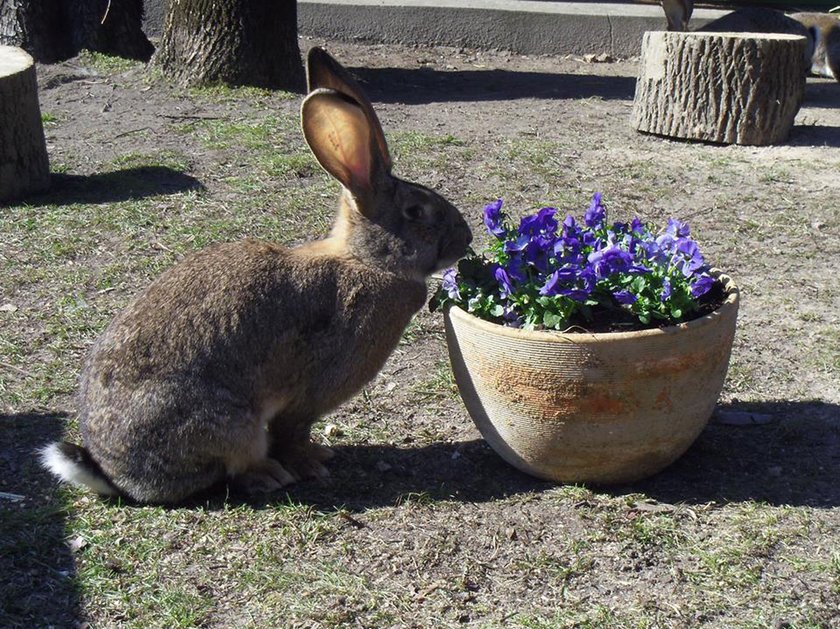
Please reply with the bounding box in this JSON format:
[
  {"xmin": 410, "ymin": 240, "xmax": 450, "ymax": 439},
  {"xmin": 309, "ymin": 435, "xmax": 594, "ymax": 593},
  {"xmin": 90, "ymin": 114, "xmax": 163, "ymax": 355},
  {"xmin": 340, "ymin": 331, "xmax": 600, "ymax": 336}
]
[
  {"xmin": 0, "ymin": 0, "xmax": 153, "ymax": 63},
  {"xmin": 69, "ymin": 0, "xmax": 154, "ymax": 61},
  {"xmin": 631, "ymin": 31, "xmax": 807, "ymax": 146},
  {"xmin": 153, "ymin": 0, "xmax": 304, "ymax": 91},
  {"xmin": 0, "ymin": 0, "xmax": 70, "ymax": 63},
  {"xmin": 0, "ymin": 46, "xmax": 49, "ymax": 203}
]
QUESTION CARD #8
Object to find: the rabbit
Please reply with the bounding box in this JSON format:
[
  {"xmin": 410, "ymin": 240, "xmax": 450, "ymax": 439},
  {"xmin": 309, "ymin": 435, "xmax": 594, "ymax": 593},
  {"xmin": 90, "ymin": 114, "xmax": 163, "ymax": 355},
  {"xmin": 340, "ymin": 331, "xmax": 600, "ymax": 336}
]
[
  {"xmin": 790, "ymin": 12, "xmax": 840, "ymax": 81},
  {"xmin": 39, "ymin": 47, "xmax": 473, "ymax": 504},
  {"xmin": 661, "ymin": 0, "xmax": 693, "ymax": 32}
]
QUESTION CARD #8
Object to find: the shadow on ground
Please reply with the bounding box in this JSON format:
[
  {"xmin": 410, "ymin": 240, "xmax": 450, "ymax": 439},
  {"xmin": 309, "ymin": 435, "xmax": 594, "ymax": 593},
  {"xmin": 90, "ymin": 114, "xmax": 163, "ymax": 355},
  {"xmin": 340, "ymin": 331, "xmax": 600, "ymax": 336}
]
[
  {"xmin": 629, "ymin": 400, "xmax": 840, "ymax": 507},
  {"xmin": 281, "ymin": 400, "xmax": 840, "ymax": 512},
  {"xmin": 15, "ymin": 166, "xmax": 204, "ymax": 207},
  {"xmin": 0, "ymin": 412, "xmax": 82, "ymax": 628},
  {"xmin": 803, "ymin": 79, "xmax": 840, "ymax": 109},
  {"xmin": 787, "ymin": 123, "xmax": 840, "ymax": 147},
  {"xmin": 15, "ymin": 400, "xmax": 836, "ymax": 525},
  {"xmin": 349, "ymin": 66, "xmax": 638, "ymax": 104}
]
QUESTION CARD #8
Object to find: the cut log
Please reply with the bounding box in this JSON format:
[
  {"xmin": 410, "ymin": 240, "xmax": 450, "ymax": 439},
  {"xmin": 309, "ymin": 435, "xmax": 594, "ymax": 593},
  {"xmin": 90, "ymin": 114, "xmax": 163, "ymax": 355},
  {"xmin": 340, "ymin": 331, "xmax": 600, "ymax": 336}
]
[
  {"xmin": 631, "ymin": 31, "xmax": 808, "ymax": 146},
  {"xmin": 0, "ymin": 46, "xmax": 50, "ymax": 203}
]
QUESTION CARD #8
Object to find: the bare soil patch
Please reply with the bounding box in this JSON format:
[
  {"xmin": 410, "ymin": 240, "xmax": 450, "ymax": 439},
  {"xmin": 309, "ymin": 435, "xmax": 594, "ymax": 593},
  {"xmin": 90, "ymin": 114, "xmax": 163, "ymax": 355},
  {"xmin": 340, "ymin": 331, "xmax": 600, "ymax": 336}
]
[{"xmin": 2, "ymin": 38, "xmax": 838, "ymax": 627}]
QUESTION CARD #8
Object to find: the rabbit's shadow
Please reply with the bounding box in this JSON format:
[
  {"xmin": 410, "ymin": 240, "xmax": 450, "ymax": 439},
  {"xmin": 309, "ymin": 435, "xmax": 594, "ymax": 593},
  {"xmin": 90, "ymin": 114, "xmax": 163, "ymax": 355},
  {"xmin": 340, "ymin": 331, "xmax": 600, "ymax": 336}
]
[{"xmin": 0, "ymin": 412, "xmax": 83, "ymax": 627}]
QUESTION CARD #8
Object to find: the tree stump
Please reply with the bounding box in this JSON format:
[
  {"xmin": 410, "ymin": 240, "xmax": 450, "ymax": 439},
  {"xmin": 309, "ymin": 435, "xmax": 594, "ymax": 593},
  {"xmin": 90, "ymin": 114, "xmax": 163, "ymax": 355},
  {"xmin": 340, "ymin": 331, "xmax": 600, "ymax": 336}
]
[
  {"xmin": 631, "ymin": 31, "xmax": 808, "ymax": 145},
  {"xmin": 0, "ymin": 46, "xmax": 49, "ymax": 203},
  {"xmin": 0, "ymin": 0, "xmax": 153, "ymax": 64},
  {"xmin": 153, "ymin": 0, "xmax": 304, "ymax": 90}
]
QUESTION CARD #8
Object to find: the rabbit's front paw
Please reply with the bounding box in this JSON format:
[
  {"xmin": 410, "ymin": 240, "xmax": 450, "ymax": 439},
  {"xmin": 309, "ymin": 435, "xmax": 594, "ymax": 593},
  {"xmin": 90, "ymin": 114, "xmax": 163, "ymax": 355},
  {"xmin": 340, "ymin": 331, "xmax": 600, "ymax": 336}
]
[{"xmin": 230, "ymin": 458, "xmax": 295, "ymax": 495}]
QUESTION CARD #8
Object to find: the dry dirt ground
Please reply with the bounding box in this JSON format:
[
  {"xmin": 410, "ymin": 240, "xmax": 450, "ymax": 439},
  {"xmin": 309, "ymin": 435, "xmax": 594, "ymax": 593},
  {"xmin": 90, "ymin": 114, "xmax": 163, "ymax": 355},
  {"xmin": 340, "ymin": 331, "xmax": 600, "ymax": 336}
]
[{"xmin": 1, "ymin": 36, "xmax": 839, "ymax": 627}]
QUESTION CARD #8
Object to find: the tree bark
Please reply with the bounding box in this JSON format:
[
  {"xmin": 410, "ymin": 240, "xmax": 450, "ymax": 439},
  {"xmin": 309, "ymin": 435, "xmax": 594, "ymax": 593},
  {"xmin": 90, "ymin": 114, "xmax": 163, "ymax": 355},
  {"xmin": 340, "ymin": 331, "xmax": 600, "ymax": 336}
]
[
  {"xmin": 0, "ymin": 0, "xmax": 152, "ymax": 63},
  {"xmin": 153, "ymin": 0, "xmax": 304, "ymax": 91},
  {"xmin": 0, "ymin": 0, "xmax": 69, "ymax": 63},
  {"xmin": 631, "ymin": 31, "xmax": 807, "ymax": 146},
  {"xmin": 0, "ymin": 46, "xmax": 49, "ymax": 203}
]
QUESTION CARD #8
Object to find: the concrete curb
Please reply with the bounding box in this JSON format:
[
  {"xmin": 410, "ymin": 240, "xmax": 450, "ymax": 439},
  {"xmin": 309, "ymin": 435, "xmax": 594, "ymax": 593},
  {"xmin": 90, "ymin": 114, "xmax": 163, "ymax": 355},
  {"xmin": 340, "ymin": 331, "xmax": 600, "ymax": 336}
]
[
  {"xmin": 297, "ymin": 0, "xmax": 729, "ymax": 58},
  {"xmin": 142, "ymin": 1, "xmax": 730, "ymax": 59}
]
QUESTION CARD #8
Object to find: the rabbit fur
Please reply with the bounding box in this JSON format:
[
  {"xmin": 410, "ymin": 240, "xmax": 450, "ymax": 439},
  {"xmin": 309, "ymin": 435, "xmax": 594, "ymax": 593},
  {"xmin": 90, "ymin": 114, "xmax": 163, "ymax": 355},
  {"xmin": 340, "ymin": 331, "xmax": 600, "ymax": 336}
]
[{"xmin": 40, "ymin": 47, "xmax": 472, "ymax": 504}]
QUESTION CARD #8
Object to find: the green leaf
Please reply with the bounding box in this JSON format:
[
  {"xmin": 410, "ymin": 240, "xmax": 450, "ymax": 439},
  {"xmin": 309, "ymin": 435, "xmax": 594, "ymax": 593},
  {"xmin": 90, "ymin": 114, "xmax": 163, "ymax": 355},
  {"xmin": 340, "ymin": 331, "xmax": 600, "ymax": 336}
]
[{"xmin": 543, "ymin": 311, "xmax": 564, "ymax": 329}]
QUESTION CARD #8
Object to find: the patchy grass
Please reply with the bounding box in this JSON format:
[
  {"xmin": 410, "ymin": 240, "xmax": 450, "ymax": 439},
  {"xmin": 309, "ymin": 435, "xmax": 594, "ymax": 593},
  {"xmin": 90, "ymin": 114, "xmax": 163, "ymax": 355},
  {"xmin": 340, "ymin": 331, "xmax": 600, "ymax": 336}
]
[
  {"xmin": 4, "ymin": 43, "xmax": 838, "ymax": 628},
  {"xmin": 77, "ymin": 50, "xmax": 143, "ymax": 74}
]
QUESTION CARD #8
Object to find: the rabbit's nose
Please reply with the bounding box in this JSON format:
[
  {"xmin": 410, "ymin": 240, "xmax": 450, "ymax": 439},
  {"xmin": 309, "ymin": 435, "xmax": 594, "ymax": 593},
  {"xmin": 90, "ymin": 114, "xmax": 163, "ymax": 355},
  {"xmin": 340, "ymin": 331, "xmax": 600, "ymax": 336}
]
[{"xmin": 460, "ymin": 219, "xmax": 473, "ymax": 245}]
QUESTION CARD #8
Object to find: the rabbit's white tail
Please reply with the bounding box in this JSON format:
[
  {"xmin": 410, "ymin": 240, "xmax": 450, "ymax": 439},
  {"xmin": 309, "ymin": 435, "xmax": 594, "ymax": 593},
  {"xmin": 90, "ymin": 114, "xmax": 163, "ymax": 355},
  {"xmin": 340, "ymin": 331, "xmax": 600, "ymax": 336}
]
[{"xmin": 40, "ymin": 442, "xmax": 119, "ymax": 496}]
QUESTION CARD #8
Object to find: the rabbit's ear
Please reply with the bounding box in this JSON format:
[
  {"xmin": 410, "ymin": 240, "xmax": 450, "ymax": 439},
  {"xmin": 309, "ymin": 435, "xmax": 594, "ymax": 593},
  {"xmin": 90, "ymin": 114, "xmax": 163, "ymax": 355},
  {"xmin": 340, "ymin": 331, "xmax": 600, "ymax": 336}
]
[
  {"xmin": 306, "ymin": 47, "xmax": 393, "ymax": 172},
  {"xmin": 302, "ymin": 89, "xmax": 386, "ymax": 198}
]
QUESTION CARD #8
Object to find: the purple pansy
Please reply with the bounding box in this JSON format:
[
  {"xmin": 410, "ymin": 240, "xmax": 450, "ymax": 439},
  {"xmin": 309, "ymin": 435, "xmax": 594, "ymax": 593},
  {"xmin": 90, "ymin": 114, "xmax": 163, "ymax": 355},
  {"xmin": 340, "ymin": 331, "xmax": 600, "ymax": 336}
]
[
  {"xmin": 436, "ymin": 193, "xmax": 718, "ymax": 331},
  {"xmin": 584, "ymin": 193, "xmax": 606, "ymax": 228},
  {"xmin": 690, "ymin": 274, "xmax": 715, "ymax": 298},
  {"xmin": 613, "ymin": 289, "xmax": 637, "ymax": 305},
  {"xmin": 661, "ymin": 277, "xmax": 672, "ymax": 302},
  {"xmin": 494, "ymin": 265, "xmax": 514, "ymax": 299},
  {"xmin": 442, "ymin": 267, "xmax": 460, "ymax": 300},
  {"xmin": 519, "ymin": 207, "xmax": 558, "ymax": 236},
  {"xmin": 483, "ymin": 199, "xmax": 506, "ymax": 239}
]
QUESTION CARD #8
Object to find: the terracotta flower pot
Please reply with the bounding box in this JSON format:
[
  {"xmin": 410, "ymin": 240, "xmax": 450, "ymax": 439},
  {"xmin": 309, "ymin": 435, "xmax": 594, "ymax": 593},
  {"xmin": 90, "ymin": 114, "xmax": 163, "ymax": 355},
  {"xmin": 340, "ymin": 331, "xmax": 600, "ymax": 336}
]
[{"xmin": 444, "ymin": 273, "xmax": 739, "ymax": 484}]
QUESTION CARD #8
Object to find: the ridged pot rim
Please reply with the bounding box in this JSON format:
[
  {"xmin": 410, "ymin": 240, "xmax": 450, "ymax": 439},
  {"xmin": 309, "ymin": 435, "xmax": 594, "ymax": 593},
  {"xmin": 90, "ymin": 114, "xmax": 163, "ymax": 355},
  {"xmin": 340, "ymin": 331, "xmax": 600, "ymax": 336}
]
[{"xmin": 446, "ymin": 270, "xmax": 738, "ymax": 344}]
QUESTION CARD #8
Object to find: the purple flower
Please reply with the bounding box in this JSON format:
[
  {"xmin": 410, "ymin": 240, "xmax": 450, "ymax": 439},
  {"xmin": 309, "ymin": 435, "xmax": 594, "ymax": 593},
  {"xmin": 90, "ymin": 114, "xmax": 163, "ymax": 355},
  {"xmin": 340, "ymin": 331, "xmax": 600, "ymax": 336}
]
[
  {"xmin": 442, "ymin": 268, "xmax": 460, "ymax": 300},
  {"xmin": 502, "ymin": 307, "xmax": 524, "ymax": 328},
  {"xmin": 494, "ymin": 265, "xmax": 514, "ymax": 299},
  {"xmin": 613, "ymin": 289, "xmax": 637, "ymax": 305},
  {"xmin": 539, "ymin": 268, "xmax": 578, "ymax": 296},
  {"xmin": 587, "ymin": 244, "xmax": 635, "ymax": 278},
  {"xmin": 690, "ymin": 274, "xmax": 715, "ymax": 298},
  {"xmin": 661, "ymin": 277, "xmax": 672, "ymax": 302},
  {"xmin": 506, "ymin": 254, "xmax": 528, "ymax": 282},
  {"xmin": 630, "ymin": 217, "xmax": 645, "ymax": 234},
  {"xmin": 674, "ymin": 238, "xmax": 705, "ymax": 277},
  {"xmin": 665, "ymin": 218, "xmax": 691, "ymax": 238},
  {"xmin": 483, "ymin": 199, "xmax": 506, "ymax": 239},
  {"xmin": 584, "ymin": 193, "xmax": 606, "ymax": 228},
  {"xmin": 655, "ymin": 233, "xmax": 676, "ymax": 254},
  {"xmin": 504, "ymin": 233, "xmax": 530, "ymax": 253},
  {"xmin": 541, "ymin": 267, "xmax": 594, "ymax": 302},
  {"xmin": 524, "ymin": 235, "xmax": 555, "ymax": 272},
  {"xmin": 519, "ymin": 207, "xmax": 558, "ymax": 236}
]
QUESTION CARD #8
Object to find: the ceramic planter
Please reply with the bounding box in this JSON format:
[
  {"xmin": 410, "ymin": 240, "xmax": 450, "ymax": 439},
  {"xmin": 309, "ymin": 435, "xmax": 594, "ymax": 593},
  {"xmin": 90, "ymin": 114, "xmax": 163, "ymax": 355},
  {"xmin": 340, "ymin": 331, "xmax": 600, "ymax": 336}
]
[{"xmin": 444, "ymin": 273, "xmax": 739, "ymax": 484}]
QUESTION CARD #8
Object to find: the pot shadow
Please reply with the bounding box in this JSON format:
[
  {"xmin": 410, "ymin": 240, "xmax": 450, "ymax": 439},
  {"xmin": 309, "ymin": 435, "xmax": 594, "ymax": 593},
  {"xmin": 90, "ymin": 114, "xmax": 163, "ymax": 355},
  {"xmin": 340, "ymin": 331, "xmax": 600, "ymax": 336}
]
[
  {"xmin": 3, "ymin": 166, "xmax": 204, "ymax": 207},
  {"xmin": 280, "ymin": 399, "xmax": 840, "ymax": 511},
  {"xmin": 347, "ymin": 66, "xmax": 638, "ymax": 104},
  {"xmin": 615, "ymin": 399, "xmax": 840, "ymax": 507},
  {"xmin": 0, "ymin": 412, "xmax": 83, "ymax": 628}
]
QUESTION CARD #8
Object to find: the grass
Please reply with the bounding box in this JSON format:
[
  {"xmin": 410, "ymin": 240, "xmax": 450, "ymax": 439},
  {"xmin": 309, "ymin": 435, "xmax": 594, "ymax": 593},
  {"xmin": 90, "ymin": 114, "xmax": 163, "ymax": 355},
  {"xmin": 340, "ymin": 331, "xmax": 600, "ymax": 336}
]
[
  {"xmin": 78, "ymin": 50, "xmax": 143, "ymax": 74},
  {"xmin": 3, "ymin": 49, "xmax": 839, "ymax": 629}
]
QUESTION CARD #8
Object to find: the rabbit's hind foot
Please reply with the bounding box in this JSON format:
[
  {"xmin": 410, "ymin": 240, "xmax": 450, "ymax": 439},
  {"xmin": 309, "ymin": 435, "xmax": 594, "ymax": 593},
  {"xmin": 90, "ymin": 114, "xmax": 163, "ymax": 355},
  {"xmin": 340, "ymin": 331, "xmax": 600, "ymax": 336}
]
[
  {"xmin": 309, "ymin": 442, "xmax": 335, "ymax": 462},
  {"xmin": 283, "ymin": 450, "xmax": 331, "ymax": 482},
  {"xmin": 230, "ymin": 458, "xmax": 295, "ymax": 496}
]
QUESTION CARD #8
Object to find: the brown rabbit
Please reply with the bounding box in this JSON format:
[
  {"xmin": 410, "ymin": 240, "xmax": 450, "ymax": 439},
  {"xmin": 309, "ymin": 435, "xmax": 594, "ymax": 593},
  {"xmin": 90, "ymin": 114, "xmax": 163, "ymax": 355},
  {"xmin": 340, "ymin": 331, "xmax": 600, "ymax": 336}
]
[
  {"xmin": 661, "ymin": 0, "xmax": 693, "ymax": 32},
  {"xmin": 40, "ymin": 47, "xmax": 472, "ymax": 504},
  {"xmin": 791, "ymin": 12, "xmax": 840, "ymax": 81}
]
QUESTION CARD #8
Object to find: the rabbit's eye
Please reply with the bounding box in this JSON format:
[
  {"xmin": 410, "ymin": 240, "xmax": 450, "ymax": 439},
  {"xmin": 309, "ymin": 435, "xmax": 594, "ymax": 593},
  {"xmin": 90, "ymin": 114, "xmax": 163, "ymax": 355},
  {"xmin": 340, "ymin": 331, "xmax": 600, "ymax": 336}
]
[{"xmin": 403, "ymin": 204, "xmax": 425, "ymax": 221}]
